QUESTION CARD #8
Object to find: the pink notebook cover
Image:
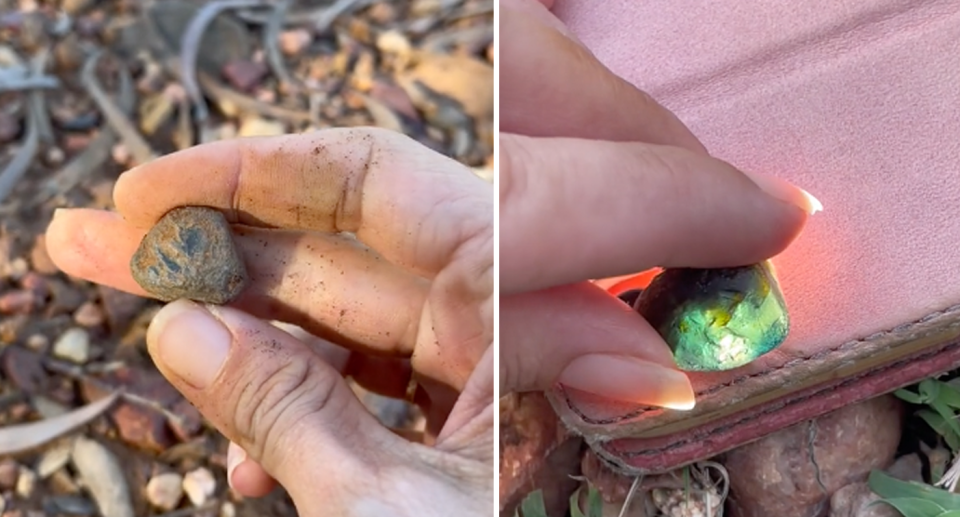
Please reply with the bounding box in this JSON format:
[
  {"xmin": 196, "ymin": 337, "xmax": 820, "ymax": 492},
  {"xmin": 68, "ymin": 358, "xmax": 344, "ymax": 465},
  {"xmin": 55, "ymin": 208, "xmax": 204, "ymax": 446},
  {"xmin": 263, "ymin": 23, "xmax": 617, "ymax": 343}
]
[{"xmin": 546, "ymin": 0, "xmax": 960, "ymax": 471}]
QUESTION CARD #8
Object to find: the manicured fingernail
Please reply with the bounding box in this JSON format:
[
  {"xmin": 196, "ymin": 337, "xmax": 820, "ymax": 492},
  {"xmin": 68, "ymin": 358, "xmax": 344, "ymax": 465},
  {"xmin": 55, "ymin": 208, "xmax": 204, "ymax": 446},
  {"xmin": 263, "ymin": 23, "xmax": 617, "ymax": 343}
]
[
  {"xmin": 741, "ymin": 171, "xmax": 823, "ymax": 215},
  {"xmin": 558, "ymin": 354, "xmax": 696, "ymax": 410},
  {"xmin": 147, "ymin": 299, "xmax": 231, "ymax": 389},
  {"xmin": 226, "ymin": 442, "xmax": 247, "ymax": 489}
]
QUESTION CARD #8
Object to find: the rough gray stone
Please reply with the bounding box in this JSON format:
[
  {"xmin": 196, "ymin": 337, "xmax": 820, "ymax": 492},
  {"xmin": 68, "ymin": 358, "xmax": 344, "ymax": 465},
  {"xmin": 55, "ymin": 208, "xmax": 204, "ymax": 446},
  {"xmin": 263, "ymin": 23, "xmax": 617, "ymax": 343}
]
[{"xmin": 130, "ymin": 206, "xmax": 248, "ymax": 305}]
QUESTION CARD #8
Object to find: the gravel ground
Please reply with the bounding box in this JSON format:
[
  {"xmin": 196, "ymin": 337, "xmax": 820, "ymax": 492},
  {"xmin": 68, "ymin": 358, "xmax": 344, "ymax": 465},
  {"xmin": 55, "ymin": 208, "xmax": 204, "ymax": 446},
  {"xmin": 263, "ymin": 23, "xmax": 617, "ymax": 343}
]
[{"xmin": 0, "ymin": 0, "xmax": 492, "ymax": 515}]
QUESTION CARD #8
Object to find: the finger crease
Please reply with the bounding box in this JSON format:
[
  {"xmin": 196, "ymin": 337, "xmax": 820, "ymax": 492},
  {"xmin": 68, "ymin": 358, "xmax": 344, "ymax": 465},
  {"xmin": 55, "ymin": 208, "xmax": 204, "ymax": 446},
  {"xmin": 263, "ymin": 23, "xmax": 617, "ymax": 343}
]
[
  {"xmin": 334, "ymin": 138, "xmax": 374, "ymax": 234},
  {"xmin": 227, "ymin": 145, "xmax": 247, "ymax": 224}
]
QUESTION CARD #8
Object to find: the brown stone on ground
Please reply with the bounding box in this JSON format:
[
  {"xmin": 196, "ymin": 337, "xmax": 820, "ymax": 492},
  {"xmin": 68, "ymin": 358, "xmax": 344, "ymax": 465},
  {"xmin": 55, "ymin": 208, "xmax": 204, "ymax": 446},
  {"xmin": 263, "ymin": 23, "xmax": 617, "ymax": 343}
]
[
  {"xmin": 97, "ymin": 285, "xmax": 148, "ymax": 334},
  {"xmin": 0, "ymin": 111, "xmax": 19, "ymax": 144},
  {"xmin": 222, "ymin": 59, "xmax": 268, "ymax": 92},
  {"xmin": 724, "ymin": 395, "xmax": 904, "ymax": 517},
  {"xmin": 828, "ymin": 453, "xmax": 923, "ymax": 517},
  {"xmin": 1, "ymin": 346, "xmax": 49, "ymax": 393},
  {"xmin": 130, "ymin": 206, "xmax": 248, "ymax": 305},
  {"xmin": 80, "ymin": 366, "xmax": 202, "ymax": 452},
  {"xmin": 500, "ymin": 392, "xmax": 583, "ymax": 517}
]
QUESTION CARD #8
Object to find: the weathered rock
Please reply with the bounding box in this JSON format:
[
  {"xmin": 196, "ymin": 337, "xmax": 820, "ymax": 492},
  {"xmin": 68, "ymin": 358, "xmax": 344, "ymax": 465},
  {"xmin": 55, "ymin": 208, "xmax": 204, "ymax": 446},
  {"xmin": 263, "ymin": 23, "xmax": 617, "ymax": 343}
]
[
  {"xmin": 80, "ymin": 366, "xmax": 200, "ymax": 451},
  {"xmin": 44, "ymin": 494, "xmax": 97, "ymax": 516},
  {"xmin": 182, "ymin": 467, "xmax": 216, "ymax": 506},
  {"xmin": 500, "ymin": 392, "xmax": 583, "ymax": 517},
  {"xmin": 73, "ymin": 301, "xmax": 105, "ymax": 327},
  {"xmin": 828, "ymin": 454, "xmax": 923, "ymax": 517},
  {"xmin": 16, "ymin": 467, "xmax": 37, "ymax": 498},
  {"xmin": 97, "ymin": 285, "xmax": 148, "ymax": 334},
  {"xmin": 222, "ymin": 60, "xmax": 268, "ymax": 92},
  {"xmin": 130, "ymin": 206, "xmax": 248, "ymax": 305},
  {"xmin": 724, "ymin": 396, "xmax": 903, "ymax": 517},
  {"xmin": 52, "ymin": 327, "xmax": 91, "ymax": 364},
  {"xmin": 146, "ymin": 472, "xmax": 184, "ymax": 511},
  {"xmin": 2, "ymin": 346, "xmax": 48, "ymax": 393},
  {"xmin": 36, "ymin": 440, "xmax": 73, "ymax": 478},
  {"xmin": 0, "ymin": 459, "xmax": 19, "ymax": 489},
  {"xmin": 829, "ymin": 483, "xmax": 896, "ymax": 517}
]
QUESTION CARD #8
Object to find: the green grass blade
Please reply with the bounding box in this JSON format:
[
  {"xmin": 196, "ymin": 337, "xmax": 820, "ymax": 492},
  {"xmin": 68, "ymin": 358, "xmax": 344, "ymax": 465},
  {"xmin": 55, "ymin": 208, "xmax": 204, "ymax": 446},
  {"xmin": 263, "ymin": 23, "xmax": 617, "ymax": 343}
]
[
  {"xmin": 868, "ymin": 497, "xmax": 946, "ymax": 517},
  {"xmin": 930, "ymin": 400, "xmax": 960, "ymax": 438},
  {"xmin": 922, "ymin": 379, "xmax": 942, "ymax": 402},
  {"xmin": 518, "ymin": 490, "xmax": 548, "ymax": 517},
  {"xmin": 869, "ymin": 470, "xmax": 960, "ymax": 510},
  {"xmin": 586, "ymin": 486, "xmax": 603, "ymax": 517},
  {"xmin": 936, "ymin": 382, "xmax": 960, "ymax": 410},
  {"xmin": 569, "ymin": 489, "xmax": 586, "ymax": 517},
  {"xmin": 897, "ymin": 389, "xmax": 926, "ymax": 405}
]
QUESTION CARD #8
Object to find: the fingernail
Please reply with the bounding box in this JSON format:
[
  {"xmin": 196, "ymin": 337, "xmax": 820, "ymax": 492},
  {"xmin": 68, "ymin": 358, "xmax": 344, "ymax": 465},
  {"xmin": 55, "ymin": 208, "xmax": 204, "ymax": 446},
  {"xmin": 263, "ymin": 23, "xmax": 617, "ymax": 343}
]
[
  {"xmin": 226, "ymin": 442, "xmax": 247, "ymax": 489},
  {"xmin": 52, "ymin": 208, "xmax": 66, "ymax": 220},
  {"xmin": 741, "ymin": 171, "xmax": 823, "ymax": 215},
  {"xmin": 147, "ymin": 299, "xmax": 231, "ymax": 389},
  {"xmin": 558, "ymin": 354, "xmax": 696, "ymax": 410}
]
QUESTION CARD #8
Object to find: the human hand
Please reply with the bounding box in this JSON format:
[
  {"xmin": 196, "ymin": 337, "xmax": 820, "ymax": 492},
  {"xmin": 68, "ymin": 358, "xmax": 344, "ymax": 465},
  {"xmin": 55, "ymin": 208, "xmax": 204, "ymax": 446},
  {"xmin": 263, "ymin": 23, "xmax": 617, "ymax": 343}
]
[
  {"xmin": 499, "ymin": 0, "xmax": 821, "ymax": 407},
  {"xmin": 46, "ymin": 127, "xmax": 493, "ymax": 516}
]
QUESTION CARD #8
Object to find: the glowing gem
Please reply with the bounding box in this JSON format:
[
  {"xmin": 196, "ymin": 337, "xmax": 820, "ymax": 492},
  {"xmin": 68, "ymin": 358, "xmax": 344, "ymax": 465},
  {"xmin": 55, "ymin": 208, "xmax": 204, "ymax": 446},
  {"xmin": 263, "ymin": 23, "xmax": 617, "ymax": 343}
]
[{"xmin": 632, "ymin": 261, "xmax": 789, "ymax": 372}]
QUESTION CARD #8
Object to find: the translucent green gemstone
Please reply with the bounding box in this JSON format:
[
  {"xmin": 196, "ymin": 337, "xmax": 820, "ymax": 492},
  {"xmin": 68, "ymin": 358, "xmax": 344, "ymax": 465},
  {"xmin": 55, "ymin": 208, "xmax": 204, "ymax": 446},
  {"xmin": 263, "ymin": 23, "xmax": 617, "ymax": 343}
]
[{"xmin": 632, "ymin": 261, "xmax": 789, "ymax": 372}]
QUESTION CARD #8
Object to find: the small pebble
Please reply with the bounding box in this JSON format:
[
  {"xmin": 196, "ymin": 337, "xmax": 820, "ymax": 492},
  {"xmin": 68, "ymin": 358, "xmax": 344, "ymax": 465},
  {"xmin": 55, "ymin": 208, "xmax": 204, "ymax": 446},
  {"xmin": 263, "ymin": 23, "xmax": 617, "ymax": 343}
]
[
  {"xmin": 48, "ymin": 469, "xmax": 80, "ymax": 494},
  {"xmin": 0, "ymin": 460, "xmax": 19, "ymax": 489},
  {"xmin": 5, "ymin": 258, "xmax": 29, "ymax": 281},
  {"xmin": 0, "ymin": 112, "xmax": 20, "ymax": 144},
  {"xmin": 36, "ymin": 441, "xmax": 73, "ymax": 478},
  {"xmin": 43, "ymin": 147, "xmax": 65, "ymax": 166},
  {"xmin": 220, "ymin": 502, "xmax": 236, "ymax": 517},
  {"xmin": 45, "ymin": 494, "xmax": 96, "ymax": 516},
  {"xmin": 73, "ymin": 302, "xmax": 105, "ymax": 328},
  {"xmin": 376, "ymin": 30, "xmax": 412, "ymax": 58},
  {"xmin": 182, "ymin": 467, "xmax": 216, "ymax": 507},
  {"xmin": 0, "ymin": 290, "xmax": 35, "ymax": 314},
  {"xmin": 15, "ymin": 468, "xmax": 36, "ymax": 499},
  {"xmin": 26, "ymin": 333, "xmax": 48, "ymax": 351},
  {"xmin": 279, "ymin": 29, "xmax": 311, "ymax": 55},
  {"xmin": 238, "ymin": 116, "xmax": 286, "ymax": 137},
  {"xmin": 130, "ymin": 206, "xmax": 248, "ymax": 305},
  {"xmin": 145, "ymin": 472, "xmax": 184, "ymax": 511},
  {"xmin": 111, "ymin": 143, "xmax": 130, "ymax": 166},
  {"xmin": 52, "ymin": 328, "xmax": 91, "ymax": 364},
  {"xmin": 221, "ymin": 60, "xmax": 268, "ymax": 92}
]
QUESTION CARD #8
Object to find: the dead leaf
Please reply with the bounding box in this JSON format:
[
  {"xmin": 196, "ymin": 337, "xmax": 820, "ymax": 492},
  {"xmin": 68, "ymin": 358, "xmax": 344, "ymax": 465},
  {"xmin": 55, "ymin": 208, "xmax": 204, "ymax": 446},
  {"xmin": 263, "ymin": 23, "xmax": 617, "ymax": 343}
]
[{"xmin": 0, "ymin": 392, "xmax": 119, "ymax": 455}]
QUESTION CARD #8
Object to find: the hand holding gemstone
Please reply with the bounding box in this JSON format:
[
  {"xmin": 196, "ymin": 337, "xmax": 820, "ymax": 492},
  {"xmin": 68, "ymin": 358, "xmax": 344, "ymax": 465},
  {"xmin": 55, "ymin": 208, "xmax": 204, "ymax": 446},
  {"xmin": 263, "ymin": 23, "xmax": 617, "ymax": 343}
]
[{"xmin": 632, "ymin": 261, "xmax": 788, "ymax": 372}]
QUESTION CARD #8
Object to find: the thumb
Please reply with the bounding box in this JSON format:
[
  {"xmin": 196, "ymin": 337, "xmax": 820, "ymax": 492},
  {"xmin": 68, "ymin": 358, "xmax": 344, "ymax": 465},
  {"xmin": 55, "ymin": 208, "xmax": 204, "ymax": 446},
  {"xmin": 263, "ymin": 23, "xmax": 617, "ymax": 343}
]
[
  {"xmin": 500, "ymin": 281, "xmax": 697, "ymax": 410},
  {"xmin": 145, "ymin": 300, "xmax": 397, "ymax": 505}
]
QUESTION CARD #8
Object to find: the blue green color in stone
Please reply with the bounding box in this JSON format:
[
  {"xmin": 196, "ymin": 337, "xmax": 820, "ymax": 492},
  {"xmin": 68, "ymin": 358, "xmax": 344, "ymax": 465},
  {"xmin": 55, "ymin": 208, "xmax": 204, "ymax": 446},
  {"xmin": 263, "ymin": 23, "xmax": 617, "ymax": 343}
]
[{"xmin": 631, "ymin": 261, "xmax": 789, "ymax": 372}]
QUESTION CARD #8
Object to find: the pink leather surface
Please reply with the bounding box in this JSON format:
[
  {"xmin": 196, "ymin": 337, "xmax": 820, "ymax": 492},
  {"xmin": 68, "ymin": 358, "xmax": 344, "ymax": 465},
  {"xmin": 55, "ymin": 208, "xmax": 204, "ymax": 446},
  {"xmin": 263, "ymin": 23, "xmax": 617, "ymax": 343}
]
[{"xmin": 547, "ymin": 0, "xmax": 960, "ymax": 470}]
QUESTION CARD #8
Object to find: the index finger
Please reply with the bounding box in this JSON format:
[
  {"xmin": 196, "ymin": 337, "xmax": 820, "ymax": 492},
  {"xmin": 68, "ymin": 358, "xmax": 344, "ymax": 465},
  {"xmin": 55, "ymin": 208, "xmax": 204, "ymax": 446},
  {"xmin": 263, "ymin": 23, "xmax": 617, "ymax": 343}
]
[{"xmin": 113, "ymin": 127, "xmax": 492, "ymax": 277}]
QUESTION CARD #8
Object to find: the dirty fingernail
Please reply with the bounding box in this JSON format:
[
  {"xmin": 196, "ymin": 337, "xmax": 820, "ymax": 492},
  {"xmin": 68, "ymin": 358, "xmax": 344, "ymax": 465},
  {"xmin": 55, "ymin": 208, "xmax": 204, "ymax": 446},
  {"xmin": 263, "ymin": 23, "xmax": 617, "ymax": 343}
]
[
  {"xmin": 147, "ymin": 299, "xmax": 231, "ymax": 389},
  {"xmin": 742, "ymin": 170, "xmax": 823, "ymax": 215},
  {"xmin": 226, "ymin": 442, "xmax": 247, "ymax": 489},
  {"xmin": 558, "ymin": 354, "xmax": 696, "ymax": 410}
]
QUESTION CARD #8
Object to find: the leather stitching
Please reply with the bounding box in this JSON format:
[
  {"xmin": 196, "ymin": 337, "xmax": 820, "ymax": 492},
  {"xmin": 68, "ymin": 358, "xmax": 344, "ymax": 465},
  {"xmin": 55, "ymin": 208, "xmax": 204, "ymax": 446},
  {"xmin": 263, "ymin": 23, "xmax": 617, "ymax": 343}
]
[{"xmin": 563, "ymin": 303, "xmax": 960, "ymax": 424}]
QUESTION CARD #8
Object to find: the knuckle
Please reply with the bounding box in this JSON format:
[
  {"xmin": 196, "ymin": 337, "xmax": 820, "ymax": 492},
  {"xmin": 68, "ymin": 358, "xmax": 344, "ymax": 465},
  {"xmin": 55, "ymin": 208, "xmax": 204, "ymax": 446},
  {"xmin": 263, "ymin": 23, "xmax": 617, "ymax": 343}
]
[
  {"xmin": 497, "ymin": 134, "xmax": 533, "ymax": 218},
  {"xmin": 232, "ymin": 355, "xmax": 343, "ymax": 458}
]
